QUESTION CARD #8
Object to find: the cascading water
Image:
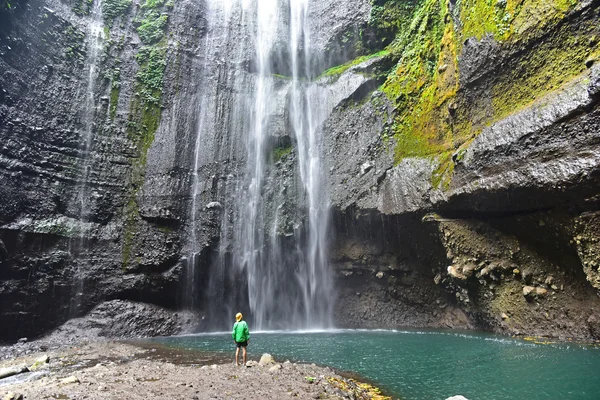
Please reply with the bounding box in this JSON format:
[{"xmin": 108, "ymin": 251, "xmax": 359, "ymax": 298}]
[
  {"xmin": 188, "ymin": 0, "xmax": 333, "ymax": 330},
  {"xmin": 68, "ymin": 0, "xmax": 104, "ymax": 316},
  {"xmin": 232, "ymin": 0, "xmax": 333, "ymax": 330}
]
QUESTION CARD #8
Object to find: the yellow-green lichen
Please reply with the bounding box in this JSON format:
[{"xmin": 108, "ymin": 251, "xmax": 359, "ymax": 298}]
[
  {"xmin": 491, "ymin": 27, "xmax": 598, "ymax": 121},
  {"xmin": 459, "ymin": 0, "xmax": 578, "ymax": 42}
]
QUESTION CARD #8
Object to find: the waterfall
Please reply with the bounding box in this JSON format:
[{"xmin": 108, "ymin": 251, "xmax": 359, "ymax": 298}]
[
  {"xmin": 68, "ymin": 0, "xmax": 104, "ymax": 316},
  {"xmin": 188, "ymin": 0, "xmax": 333, "ymax": 331}
]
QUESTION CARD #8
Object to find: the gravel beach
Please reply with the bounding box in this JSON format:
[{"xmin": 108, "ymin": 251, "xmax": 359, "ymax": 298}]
[{"xmin": 0, "ymin": 340, "xmax": 391, "ymax": 400}]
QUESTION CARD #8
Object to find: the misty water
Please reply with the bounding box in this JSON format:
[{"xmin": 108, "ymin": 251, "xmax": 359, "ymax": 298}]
[{"xmin": 147, "ymin": 330, "xmax": 600, "ymax": 400}]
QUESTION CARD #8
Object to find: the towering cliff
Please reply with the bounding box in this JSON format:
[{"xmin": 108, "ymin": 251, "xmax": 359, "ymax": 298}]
[{"xmin": 1, "ymin": 0, "xmax": 599, "ymax": 341}]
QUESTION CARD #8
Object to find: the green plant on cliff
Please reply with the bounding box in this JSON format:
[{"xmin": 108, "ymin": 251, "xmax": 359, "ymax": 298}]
[
  {"xmin": 102, "ymin": 0, "xmax": 132, "ymax": 24},
  {"xmin": 367, "ymin": 0, "xmax": 423, "ymax": 51},
  {"xmin": 382, "ymin": 0, "xmax": 455, "ymax": 162},
  {"xmin": 319, "ymin": 49, "xmax": 390, "ymax": 79},
  {"xmin": 135, "ymin": 45, "xmax": 167, "ymax": 104},
  {"xmin": 135, "ymin": 9, "xmax": 168, "ymax": 44},
  {"xmin": 273, "ymin": 145, "xmax": 293, "ymax": 162},
  {"xmin": 73, "ymin": 0, "xmax": 94, "ymax": 16},
  {"xmin": 64, "ymin": 26, "xmax": 86, "ymax": 61}
]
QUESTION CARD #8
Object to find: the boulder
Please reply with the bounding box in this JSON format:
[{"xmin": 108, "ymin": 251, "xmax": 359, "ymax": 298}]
[
  {"xmin": 60, "ymin": 376, "xmax": 80, "ymax": 385},
  {"xmin": 29, "ymin": 354, "xmax": 50, "ymax": 371},
  {"xmin": 3, "ymin": 393, "xmax": 23, "ymax": 400},
  {"xmin": 446, "ymin": 396, "xmax": 469, "ymax": 400},
  {"xmin": 523, "ymin": 286, "xmax": 535, "ymax": 298},
  {"xmin": 448, "ymin": 266, "xmax": 467, "ymax": 280},
  {"xmin": 268, "ymin": 364, "xmax": 282, "ymax": 373},
  {"xmin": 0, "ymin": 364, "xmax": 28, "ymax": 379},
  {"xmin": 462, "ymin": 263, "xmax": 476, "ymax": 278},
  {"xmin": 523, "ymin": 286, "xmax": 548, "ymax": 300},
  {"xmin": 258, "ymin": 353, "xmax": 275, "ymax": 366},
  {"xmin": 245, "ymin": 360, "xmax": 258, "ymax": 367}
]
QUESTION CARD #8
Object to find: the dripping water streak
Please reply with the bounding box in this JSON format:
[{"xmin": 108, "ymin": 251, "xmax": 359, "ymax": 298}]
[
  {"xmin": 68, "ymin": 0, "xmax": 104, "ymax": 317},
  {"xmin": 186, "ymin": 1, "xmax": 235, "ymax": 311},
  {"xmin": 289, "ymin": 0, "xmax": 333, "ymax": 329}
]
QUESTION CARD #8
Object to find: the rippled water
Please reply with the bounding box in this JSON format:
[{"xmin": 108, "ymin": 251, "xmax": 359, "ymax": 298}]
[{"xmin": 146, "ymin": 330, "xmax": 600, "ymax": 400}]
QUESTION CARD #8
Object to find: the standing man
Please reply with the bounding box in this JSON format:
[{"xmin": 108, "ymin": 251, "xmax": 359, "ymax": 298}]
[{"xmin": 232, "ymin": 312, "xmax": 250, "ymax": 366}]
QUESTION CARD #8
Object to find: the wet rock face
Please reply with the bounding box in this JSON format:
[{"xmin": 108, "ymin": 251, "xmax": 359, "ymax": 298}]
[
  {"xmin": 574, "ymin": 212, "xmax": 600, "ymax": 290},
  {"xmin": 0, "ymin": 0, "xmax": 195, "ymax": 340},
  {"xmin": 430, "ymin": 215, "xmax": 600, "ymax": 339},
  {"xmin": 330, "ymin": 211, "xmax": 473, "ymax": 331},
  {"xmin": 307, "ymin": 0, "xmax": 371, "ymax": 73}
]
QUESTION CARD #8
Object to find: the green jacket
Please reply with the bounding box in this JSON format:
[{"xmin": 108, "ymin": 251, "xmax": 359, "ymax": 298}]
[{"xmin": 232, "ymin": 320, "xmax": 250, "ymax": 342}]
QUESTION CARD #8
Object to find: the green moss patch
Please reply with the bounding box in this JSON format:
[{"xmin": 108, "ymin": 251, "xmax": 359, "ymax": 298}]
[
  {"xmin": 319, "ymin": 49, "xmax": 390, "ymax": 79},
  {"xmin": 491, "ymin": 23, "xmax": 598, "ymax": 121},
  {"xmin": 273, "ymin": 145, "xmax": 293, "ymax": 162}
]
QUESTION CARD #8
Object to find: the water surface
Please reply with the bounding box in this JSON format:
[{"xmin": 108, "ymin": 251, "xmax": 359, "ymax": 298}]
[{"xmin": 146, "ymin": 329, "xmax": 600, "ymax": 400}]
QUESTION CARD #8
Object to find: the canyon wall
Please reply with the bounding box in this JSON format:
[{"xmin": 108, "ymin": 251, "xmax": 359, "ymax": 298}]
[{"xmin": 1, "ymin": 0, "xmax": 599, "ymax": 341}]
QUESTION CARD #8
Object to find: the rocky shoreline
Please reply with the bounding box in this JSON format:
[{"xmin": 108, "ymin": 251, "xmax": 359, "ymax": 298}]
[{"xmin": 0, "ymin": 339, "xmax": 392, "ymax": 400}]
